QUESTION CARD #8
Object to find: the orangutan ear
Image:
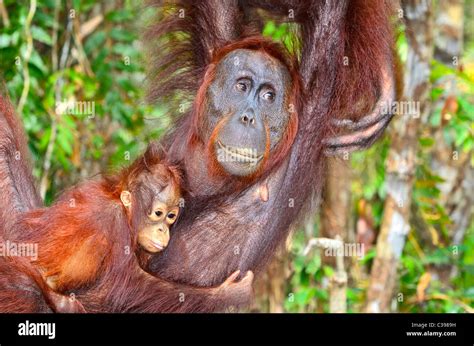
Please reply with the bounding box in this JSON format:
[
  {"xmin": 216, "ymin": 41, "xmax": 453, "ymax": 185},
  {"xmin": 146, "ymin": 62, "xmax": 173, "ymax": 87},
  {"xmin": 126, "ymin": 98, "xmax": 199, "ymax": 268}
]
[{"xmin": 120, "ymin": 191, "xmax": 132, "ymax": 209}]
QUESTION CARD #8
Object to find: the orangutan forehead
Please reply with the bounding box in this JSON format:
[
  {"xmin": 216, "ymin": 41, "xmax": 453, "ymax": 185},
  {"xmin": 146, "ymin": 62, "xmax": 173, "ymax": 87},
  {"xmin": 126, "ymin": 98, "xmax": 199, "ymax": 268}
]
[
  {"xmin": 216, "ymin": 49, "xmax": 291, "ymax": 86},
  {"xmin": 134, "ymin": 165, "xmax": 179, "ymax": 197},
  {"xmin": 155, "ymin": 183, "xmax": 181, "ymax": 206},
  {"xmin": 135, "ymin": 175, "xmax": 180, "ymax": 210}
]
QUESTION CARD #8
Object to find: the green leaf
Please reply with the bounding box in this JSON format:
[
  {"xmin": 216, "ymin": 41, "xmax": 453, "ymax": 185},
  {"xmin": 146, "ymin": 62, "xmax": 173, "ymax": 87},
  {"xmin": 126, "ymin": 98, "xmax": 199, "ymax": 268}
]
[
  {"xmin": 420, "ymin": 137, "xmax": 435, "ymax": 148},
  {"xmin": 106, "ymin": 9, "xmax": 134, "ymax": 22},
  {"xmin": 293, "ymin": 255, "xmax": 305, "ymax": 273},
  {"xmin": 39, "ymin": 128, "xmax": 52, "ymax": 151},
  {"xmin": 322, "ymin": 265, "xmax": 334, "ymax": 277},
  {"xmin": 84, "ymin": 31, "xmax": 106, "ymax": 53},
  {"xmin": 0, "ymin": 32, "xmax": 20, "ymax": 48},
  {"xmin": 262, "ymin": 21, "xmax": 276, "ymax": 37},
  {"xmin": 431, "ymin": 60, "xmax": 455, "ymax": 81},
  {"xmin": 305, "ymin": 255, "xmax": 321, "ymax": 275},
  {"xmin": 31, "ymin": 26, "xmax": 53, "ymax": 45},
  {"xmin": 360, "ymin": 248, "xmax": 376, "ymax": 264},
  {"xmin": 294, "ymin": 289, "xmax": 311, "ymax": 306},
  {"xmin": 110, "ymin": 28, "xmax": 136, "ymax": 42},
  {"xmin": 458, "ymin": 97, "xmax": 474, "ymax": 120},
  {"xmin": 29, "ymin": 50, "xmax": 48, "ymax": 74}
]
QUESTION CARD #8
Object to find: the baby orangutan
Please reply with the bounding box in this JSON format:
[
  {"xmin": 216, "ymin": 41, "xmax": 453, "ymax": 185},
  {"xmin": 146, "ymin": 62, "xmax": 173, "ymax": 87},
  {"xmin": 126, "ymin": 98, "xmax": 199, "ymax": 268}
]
[
  {"xmin": 119, "ymin": 159, "xmax": 181, "ymax": 268},
  {"xmin": 4, "ymin": 143, "xmax": 253, "ymax": 313}
]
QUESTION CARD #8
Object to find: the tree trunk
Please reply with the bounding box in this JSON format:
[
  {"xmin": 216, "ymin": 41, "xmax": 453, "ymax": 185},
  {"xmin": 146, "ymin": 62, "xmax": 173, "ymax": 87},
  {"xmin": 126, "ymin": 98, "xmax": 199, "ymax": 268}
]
[
  {"xmin": 320, "ymin": 158, "xmax": 353, "ymax": 251},
  {"xmin": 365, "ymin": 0, "xmax": 434, "ymax": 313},
  {"xmin": 320, "ymin": 158, "xmax": 352, "ymax": 312},
  {"xmin": 253, "ymin": 246, "xmax": 288, "ymax": 313}
]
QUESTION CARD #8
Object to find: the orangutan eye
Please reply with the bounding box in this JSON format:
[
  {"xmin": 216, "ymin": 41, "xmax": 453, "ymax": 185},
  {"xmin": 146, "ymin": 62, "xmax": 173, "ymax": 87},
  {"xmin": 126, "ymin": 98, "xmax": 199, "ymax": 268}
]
[
  {"xmin": 149, "ymin": 208, "xmax": 166, "ymax": 222},
  {"xmin": 236, "ymin": 81, "xmax": 247, "ymax": 92},
  {"xmin": 235, "ymin": 78, "xmax": 252, "ymax": 93},
  {"xmin": 167, "ymin": 212, "xmax": 176, "ymax": 220},
  {"xmin": 262, "ymin": 91, "xmax": 275, "ymax": 102}
]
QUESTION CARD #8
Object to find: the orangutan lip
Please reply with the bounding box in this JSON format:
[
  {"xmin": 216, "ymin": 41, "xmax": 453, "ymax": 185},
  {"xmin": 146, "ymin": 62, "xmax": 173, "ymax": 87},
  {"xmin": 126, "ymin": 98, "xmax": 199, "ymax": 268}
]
[
  {"xmin": 151, "ymin": 241, "xmax": 164, "ymax": 250},
  {"xmin": 217, "ymin": 141, "xmax": 263, "ymax": 164}
]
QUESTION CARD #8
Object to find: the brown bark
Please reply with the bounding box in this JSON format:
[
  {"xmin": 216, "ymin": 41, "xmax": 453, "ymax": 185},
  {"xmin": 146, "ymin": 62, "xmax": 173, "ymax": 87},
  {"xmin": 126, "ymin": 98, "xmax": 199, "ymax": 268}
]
[
  {"xmin": 252, "ymin": 246, "xmax": 288, "ymax": 313},
  {"xmin": 319, "ymin": 158, "xmax": 352, "ymax": 312},
  {"xmin": 365, "ymin": 0, "xmax": 434, "ymax": 313},
  {"xmin": 320, "ymin": 158, "xmax": 353, "ymax": 247},
  {"xmin": 434, "ymin": 0, "xmax": 463, "ymax": 64}
]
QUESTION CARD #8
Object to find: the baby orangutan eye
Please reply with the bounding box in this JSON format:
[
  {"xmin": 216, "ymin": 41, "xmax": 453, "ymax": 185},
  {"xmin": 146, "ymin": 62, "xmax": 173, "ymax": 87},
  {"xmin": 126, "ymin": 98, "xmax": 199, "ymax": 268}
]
[
  {"xmin": 166, "ymin": 211, "xmax": 179, "ymax": 224},
  {"xmin": 149, "ymin": 209, "xmax": 165, "ymax": 221}
]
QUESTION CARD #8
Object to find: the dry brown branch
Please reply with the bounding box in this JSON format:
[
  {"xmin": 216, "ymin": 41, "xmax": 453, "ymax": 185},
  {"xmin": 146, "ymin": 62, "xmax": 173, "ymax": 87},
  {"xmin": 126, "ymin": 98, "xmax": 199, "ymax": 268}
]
[{"xmin": 0, "ymin": 0, "xmax": 10, "ymax": 28}]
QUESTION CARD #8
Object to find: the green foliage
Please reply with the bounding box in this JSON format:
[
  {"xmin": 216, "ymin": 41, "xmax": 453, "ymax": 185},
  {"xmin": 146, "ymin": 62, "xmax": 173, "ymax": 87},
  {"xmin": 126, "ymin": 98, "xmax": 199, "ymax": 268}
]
[
  {"xmin": 431, "ymin": 60, "xmax": 474, "ymax": 154},
  {"xmin": 0, "ymin": 0, "xmax": 168, "ymax": 203},
  {"xmin": 390, "ymin": 46, "xmax": 473, "ymax": 312},
  {"xmin": 262, "ymin": 21, "xmax": 299, "ymax": 54},
  {"xmin": 284, "ymin": 230, "xmax": 331, "ymax": 312}
]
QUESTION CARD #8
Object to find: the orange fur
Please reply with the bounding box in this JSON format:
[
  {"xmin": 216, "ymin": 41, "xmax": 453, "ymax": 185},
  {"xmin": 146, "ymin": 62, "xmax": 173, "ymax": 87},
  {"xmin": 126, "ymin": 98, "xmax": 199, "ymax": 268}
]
[{"xmin": 7, "ymin": 146, "xmax": 183, "ymax": 296}]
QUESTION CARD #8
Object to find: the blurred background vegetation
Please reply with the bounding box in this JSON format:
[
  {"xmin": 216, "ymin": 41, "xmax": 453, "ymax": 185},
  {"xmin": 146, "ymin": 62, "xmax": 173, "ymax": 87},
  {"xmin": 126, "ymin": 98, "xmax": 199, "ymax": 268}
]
[{"xmin": 0, "ymin": 0, "xmax": 472, "ymax": 312}]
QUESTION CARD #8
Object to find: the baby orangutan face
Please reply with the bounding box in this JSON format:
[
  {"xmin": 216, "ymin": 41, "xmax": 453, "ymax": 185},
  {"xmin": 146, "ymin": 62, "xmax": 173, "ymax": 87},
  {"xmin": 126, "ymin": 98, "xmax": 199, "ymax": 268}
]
[
  {"xmin": 120, "ymin": 164, "xmax": 182, "ymax": 254},
  {"xmin": 138, "ymin": 183, "xmax": 180, "ymax": 253}
]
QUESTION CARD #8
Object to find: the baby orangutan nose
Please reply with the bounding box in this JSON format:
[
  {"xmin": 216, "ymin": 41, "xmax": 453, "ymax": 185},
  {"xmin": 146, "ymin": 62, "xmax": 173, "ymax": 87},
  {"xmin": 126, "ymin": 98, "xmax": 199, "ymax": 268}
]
[
  {"xmin": 154, "ymin": 224, "xmax": 170, "ymax": 248},
  {"xmin": 138, "ymin": 223, "xmax": 171, "ymax": 254}
]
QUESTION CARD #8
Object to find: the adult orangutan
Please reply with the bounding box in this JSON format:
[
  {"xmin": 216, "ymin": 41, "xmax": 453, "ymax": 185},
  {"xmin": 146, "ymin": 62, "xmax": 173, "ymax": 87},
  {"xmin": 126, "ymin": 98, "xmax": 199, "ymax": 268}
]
[
  {"xmin": 146, "ymin": 0, "xmax": 399, "ymax": 293},
  {"xmin": 0, "ymin": 0, "xmax": 399, "ymax": 312}
]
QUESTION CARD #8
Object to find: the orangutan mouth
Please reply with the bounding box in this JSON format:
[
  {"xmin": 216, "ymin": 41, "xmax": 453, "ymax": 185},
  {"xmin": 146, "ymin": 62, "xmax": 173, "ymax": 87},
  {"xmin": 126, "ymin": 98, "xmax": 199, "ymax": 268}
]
[{"xmin": 217, "ymin": 141, "xmax": 263, "ymax": 164}]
